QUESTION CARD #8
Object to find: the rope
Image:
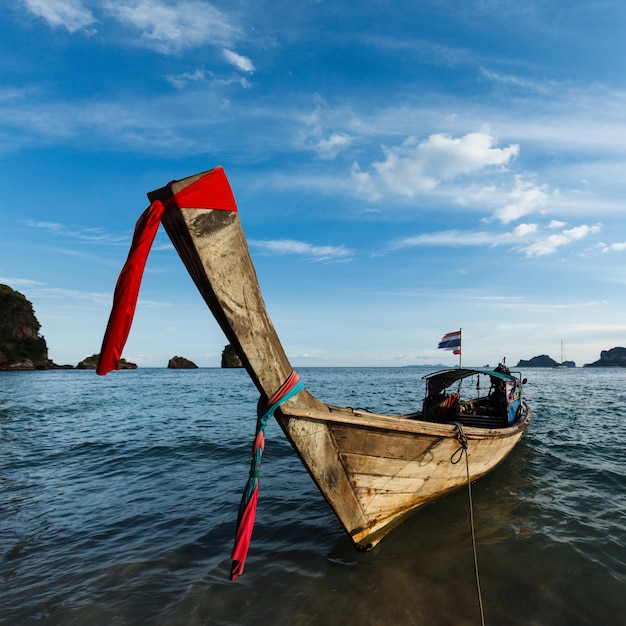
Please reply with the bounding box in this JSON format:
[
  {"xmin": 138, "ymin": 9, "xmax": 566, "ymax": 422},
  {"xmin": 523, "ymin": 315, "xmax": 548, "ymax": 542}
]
[{"xmin": 452, "ymin": 422, "xmax": 486, "ymax": 626}]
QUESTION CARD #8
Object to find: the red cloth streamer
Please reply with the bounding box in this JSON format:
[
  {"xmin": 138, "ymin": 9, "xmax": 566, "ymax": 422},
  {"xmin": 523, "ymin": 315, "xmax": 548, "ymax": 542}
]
[
  {"xmin": 96, "ymin": 167, "xmax": 237, "ymax": 376},
  {"xmin": 230, "ymin": 372, "xmax": 304, "ymax": 580},
  {"xmin": 96, "ymin": 201, "xmax": 164, "ymax": 376}
]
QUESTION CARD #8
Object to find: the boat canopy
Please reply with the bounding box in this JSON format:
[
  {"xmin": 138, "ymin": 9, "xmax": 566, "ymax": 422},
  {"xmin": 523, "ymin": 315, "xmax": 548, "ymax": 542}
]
[{"xmin": 423, "ymin": 368, "xmax": 514, "ymax": 398}]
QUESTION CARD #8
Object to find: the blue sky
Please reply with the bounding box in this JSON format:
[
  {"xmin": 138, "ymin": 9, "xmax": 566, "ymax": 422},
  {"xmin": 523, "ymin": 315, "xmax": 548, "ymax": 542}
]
[{"xmin": 2, "ymin": 0, "xmax": 625, "ymax": 369}]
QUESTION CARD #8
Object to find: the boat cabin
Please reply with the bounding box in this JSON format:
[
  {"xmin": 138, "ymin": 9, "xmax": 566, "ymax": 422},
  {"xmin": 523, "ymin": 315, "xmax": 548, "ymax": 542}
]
[{"xmin": 421, "ymin": 367, "xmax": 526, "ymax": 429}]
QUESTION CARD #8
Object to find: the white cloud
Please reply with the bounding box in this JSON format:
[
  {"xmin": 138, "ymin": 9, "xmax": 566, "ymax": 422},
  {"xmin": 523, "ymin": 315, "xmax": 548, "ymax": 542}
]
[
  {"xmin": 549, "ymin": 220, "xmax": 566, "ymax": 229},
  {"xmin": 104, "ymin": 0, "xmax": 240, "ymax": 54},
  {"xmin": 29, "ymin": 287, "xmax": 115, "ymax": 306},
  {"xmin": 249, "ymin": 239, "xmax": 353, "ymax": 261},
  {"xmin": 21, "ymin": 0, "xmax": 245, "ymax": 57},
  {"xmin": 22, "ymin": 0, "xmax": 96, "ymax": 33},
  {"xmin": 0, "ymin": 276, "xmax": 42, "ymax": 287},
  {"xmin": 493, "ymin": 175, "xmax": 550, "ymax": 223},
  {"xmin": 351, "ymin": 162, "xmax": 381, "ymax": 200},
  {"xmin": 26, "ymin": 219, "xmax": 127, "ymax": 243},
  {"xmin": 354, "ymin": 131, "xmax": 519, "ymax": 200},
  {"xmin": 609, "ymin": 242, "xmax": 626, "ymax": 251},
  {"xmin": 521, "ymin": 223, "xmax": 602, "ymax": 257},
  {"xmin": 164, "ymin": 68, "xmax": 252, "ymax": 90},
  {"xmin": 391, "ymin": 229, "xmax": 494, "ymax": 249},
  {"xmin": 392, "ymin": 221, "xmax": 602, "ymax": 258},
  {"xmin": 479, "ymin": 67, "xmax": 554, "ymax": 93},
  {"xmin": 511, "ymin": 223, "xmax": 538, "ymax": 238},
  {"xmin": 598, "ymin": 241, "xmax": 626, "ymax": 253},
  {"xmin": 222, "ymin": 49, "xmax": 254, "ymax": 73},
  {"xmin": 315, "ymin": 132, "xmax": 353, "ymax": 160},
  {"xmin": 298, "ymin": 95, "xmax": 355, "ymax": 159},
  {"xmin": 165, "ymin": 68, "xmax": 209, "ymax": 89}
]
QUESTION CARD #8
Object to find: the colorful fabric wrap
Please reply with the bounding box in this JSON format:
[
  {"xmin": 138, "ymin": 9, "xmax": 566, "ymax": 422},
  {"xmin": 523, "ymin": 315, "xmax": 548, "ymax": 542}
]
[{"xmin": 230, "ymin": 371, "xmax": 305, "ymax": 581}]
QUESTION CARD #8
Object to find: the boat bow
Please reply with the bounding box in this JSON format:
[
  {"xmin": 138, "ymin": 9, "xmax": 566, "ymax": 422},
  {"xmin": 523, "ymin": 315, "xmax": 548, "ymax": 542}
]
[{"xmin": 98, "ymin": 167, "xmax": 531, "ymax": 569}]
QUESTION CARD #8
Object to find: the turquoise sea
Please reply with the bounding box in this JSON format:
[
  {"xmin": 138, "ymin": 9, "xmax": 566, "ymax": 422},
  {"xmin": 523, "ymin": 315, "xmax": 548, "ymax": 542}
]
[{"xmin": 2, "ymin": 367, "xmax": 625, "ymax": 625}]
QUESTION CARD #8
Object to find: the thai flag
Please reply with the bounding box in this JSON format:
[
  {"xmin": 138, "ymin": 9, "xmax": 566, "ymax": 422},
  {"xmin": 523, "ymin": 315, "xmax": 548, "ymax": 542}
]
[{"xmin": 438, "ymin": 330, "xmax": 461, "ymax": 355}]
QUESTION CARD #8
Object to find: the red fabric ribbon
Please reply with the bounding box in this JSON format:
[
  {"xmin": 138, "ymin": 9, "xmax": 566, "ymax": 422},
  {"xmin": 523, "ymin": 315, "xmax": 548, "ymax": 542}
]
[{"xmin": 97, "ymin": 166, "xmax": 238, "ymax": 376}]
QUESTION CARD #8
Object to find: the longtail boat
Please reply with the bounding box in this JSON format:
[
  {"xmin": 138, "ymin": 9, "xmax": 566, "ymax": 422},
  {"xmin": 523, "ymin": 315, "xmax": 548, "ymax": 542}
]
[{"xmin": 97, "ymin": 167, "xmax": 531, "ymax": 578}]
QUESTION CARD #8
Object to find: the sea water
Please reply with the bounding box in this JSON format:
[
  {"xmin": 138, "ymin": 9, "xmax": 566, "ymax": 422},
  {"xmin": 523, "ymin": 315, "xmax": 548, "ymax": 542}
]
[{"xmin": 1, "ymin": 367, "xmax": 625, "ymax": 625}]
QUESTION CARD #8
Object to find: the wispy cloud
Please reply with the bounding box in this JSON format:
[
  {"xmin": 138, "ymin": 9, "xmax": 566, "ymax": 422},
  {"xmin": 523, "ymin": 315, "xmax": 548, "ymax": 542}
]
[
  {"xmin": 520, "ymin": 223, "xmax": 602, "ymax": 257},
  {"xmin": 391, "ymin": 221, "xmax": 602, "ymax": 257},
  {"xmin": 391, "ymin": 229, "xmax": 494, "ymax": 249},
  {"xmin": 29, "ymin": 286, "xmax": 115, "ymax": 306},
  {"xmin": 164, "ymin": 67, "xmax": 252, "ymax": 90},
  {"xmin": 104, "ymin": 0, "xmax": 241, "ymax": 54},
  {"xmin": 164, "ymin": 68, "xmax": 209, "ymax": 89},
  {"xmin": 479, "ymin": 67, "xmax": 554, "ymax": 93},
  {"xmin": 0, "ymin": 276, "xmax": 43, "ymax": 287},
  {"xmin": 298, "ymin": 95, "xmax": 356, "ymax": 159},
  {"xmin": 250, "ymin": 239, "xmax": 353, "ymax": 261},
  {"xmin": 26, "ymin": 219, "xmax": 128, "ymax": 243},
  {"xmin": 22, "ymin": 0, "xmax": 96, "ymax": 33},
  {"xmin": 493, "ymin": 175, "xmax": 550, "ymax": 223},
  {"xmin": 366, "ymin": 34, "xmax": 475, "ymax": 70},
  {"xmin": 22, "ymin": 0, "xmax": 242, "ymax": 55}
]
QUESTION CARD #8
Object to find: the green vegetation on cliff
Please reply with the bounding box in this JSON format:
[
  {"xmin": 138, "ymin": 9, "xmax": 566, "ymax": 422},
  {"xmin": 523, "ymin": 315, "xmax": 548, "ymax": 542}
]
[
  {"xmin": 0, "ymin": 285, "xmax": 50, "ymax": 369},
  {"xmin": 221, "ymin": 344, "xmax": 243, "ymax": 368}
]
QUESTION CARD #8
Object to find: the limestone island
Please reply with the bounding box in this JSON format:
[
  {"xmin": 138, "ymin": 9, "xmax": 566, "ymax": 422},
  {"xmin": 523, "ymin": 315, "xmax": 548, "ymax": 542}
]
[
  {"xmin": 584, "ymin": 347, "xmax": 626, "ymax": 367},
  {"xmin": 0, "ymin": 284, "xmax": 72, "ymax": 370},
  {"xmin": 221, "ymin": 344, "xmax": 243, "ymax": 368},
  {"xmin": 168, "ymin": 356, "xmax": 198, "ymax": 369},
  {"xmin": 76, "ymin": 354, "xmax": 137, "ymax": 370},
  {"xmin": 516, "ymin": 354, "xmax": 576, "ymax": 368}
]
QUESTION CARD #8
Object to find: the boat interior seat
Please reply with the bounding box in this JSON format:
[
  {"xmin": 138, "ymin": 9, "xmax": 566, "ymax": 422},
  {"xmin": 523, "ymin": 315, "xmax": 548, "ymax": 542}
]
[
  {"xmin": 456, "ymin": 398, "xmax": 508, "ymax": 427},
  {"xmin": 449, "ymin": 414, "xmax": 507, "ymax": 428}
]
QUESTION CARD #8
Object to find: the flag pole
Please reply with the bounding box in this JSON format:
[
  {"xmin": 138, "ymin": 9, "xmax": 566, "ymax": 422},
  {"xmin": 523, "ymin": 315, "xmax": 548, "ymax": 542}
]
[{"xmin": 459, "ymin": 328, "xmax": 462, "ymax": 369}]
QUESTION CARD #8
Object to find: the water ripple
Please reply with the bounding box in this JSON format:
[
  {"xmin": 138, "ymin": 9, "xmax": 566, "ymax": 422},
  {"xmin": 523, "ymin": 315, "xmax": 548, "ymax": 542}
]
[{"xmin": 1, "ymin": 367, "xmax": 625, "ymax": 625}]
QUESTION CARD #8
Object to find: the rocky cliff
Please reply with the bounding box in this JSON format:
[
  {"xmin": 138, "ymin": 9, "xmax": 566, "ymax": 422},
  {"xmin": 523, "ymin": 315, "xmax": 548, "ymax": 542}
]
[
  {"xmin": 584, "ymin": 347, "xmax": 626, "ymax": 367},
  {"xmin": 221, "ymin": 344, "xmax": 243, "ymax": 368},
  {"xmin": 516, "ymin": 354, "xmax": 576, "ymax": 368},
  {"xmin": 516, "ymin": 354, "xmax": 557, "ymax": 368},
  {"xmin": 168, "ymin": 356, "xmax": 198, "ymax": 369},
  {"xmin": 76, "ymin": 354, "xmax": 137, "ymax": 370},
  {"xmin": 0, "ymin": 284, "xmax": 55, "ymax": 370}
]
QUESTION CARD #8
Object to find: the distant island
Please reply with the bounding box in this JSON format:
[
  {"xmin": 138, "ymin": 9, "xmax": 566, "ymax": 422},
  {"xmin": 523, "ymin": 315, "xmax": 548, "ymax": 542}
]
[
  {"xmin": 583, "ymin": 347, "xmax": 626, "ymax": 367},
  {"xmin": 76, "ymin": 354, "xmax": 137, "ymax": 370},
  {"xmin": 517, "ymin": 347, "xmax": 626, "ymax": 368},
  {"xmin": 168, "ymin": 356, "xmax": 198, "ymax": 369},
  {"xmin": 516, "ymin": 354, "xmax": 576, "ymax": 368},
  {"xmin": 0, "ymin": 284, "xmax": 67, "ymax": 370},
  {"xmin": 4, "ymin": 283, "xmax": 626, "ymax": 371},
  {"xmin": 0, "ymin": 284, "xmax": 138, "ymax": 370},
  {"xmin": 221, "ymin": 344, "xmax": 243, "ymax": 368}
]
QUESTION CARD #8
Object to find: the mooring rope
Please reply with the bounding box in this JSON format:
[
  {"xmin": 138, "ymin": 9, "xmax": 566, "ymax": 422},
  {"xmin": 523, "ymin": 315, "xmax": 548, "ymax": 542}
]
[{"xmin": 452, "ymin": 422, "xmax": 486, "ymax": 626}]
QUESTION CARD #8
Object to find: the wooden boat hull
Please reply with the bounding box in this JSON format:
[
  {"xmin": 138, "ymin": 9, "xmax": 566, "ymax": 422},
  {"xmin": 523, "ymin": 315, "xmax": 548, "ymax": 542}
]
[
  {"xmin": 142, "ymin": 167, "xmax": 531, "ymax": 550},
  {"xmin": 278, "ymin": 404, "xmax": 529, "ymax": 548}
]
